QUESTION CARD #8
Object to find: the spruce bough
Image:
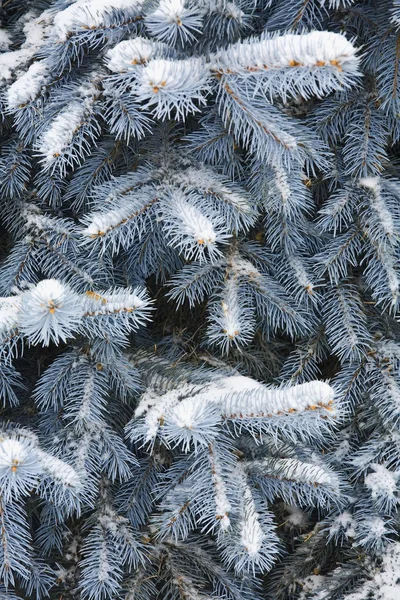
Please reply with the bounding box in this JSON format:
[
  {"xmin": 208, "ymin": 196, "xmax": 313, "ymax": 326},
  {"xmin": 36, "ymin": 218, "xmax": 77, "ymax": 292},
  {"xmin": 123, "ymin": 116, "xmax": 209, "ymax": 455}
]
[{"xmin": 0, "ymin": 1, "xmax": 399, "ymax": 599}]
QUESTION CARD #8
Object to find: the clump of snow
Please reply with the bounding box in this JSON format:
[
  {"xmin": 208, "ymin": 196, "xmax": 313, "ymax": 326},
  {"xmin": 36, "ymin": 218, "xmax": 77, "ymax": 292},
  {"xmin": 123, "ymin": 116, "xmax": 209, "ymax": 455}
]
[
  {"xmin": 53, "ymin": 0, "xmax": 144, "ymax": 41},
  {"xmin": 138, "ymin": 384, "xmax": 192, "ymax": 442},
  {"xmin": 331, "ymin": 438, "xmax": 351, "ymax": 461},
  {"xmin": 272, "ymin": 164, "xmax": 292, "ymax": 202},
  {"xmin": 37, "ymin": 78, "xmax": 100, "ymax": 163},
  {"xmin": 7, "ymin": 61, "xmax": 50, "ymax": 109},
  {"xmin": 22, "ymin": 9, "xmax": 53, "ymax": 49},
  {"xmin": 38, "ymin": 102, "xmax": 86, "ymax": 162},
  {"xmin": 0, "ymin": 437, "xmax": 42, "ymax": 501},
  {"xmin": 365, "ymin": 464, "xmax": 399, "ymax": 501},
  {"xmin": 287, "ymin": 255, "xmax": 314, "ymax": 295},
  {"xmin": 20, "ymin": 279, "xmax": 82, "ymax": 346},
  {"xmin": 343, "ymin": 543, "xmax": 400, "ymax": 600},
  {"xmin": 240, "ymin": 483, "xmax": 264, "ymax": 556},
  {"xmin": 145, "ymin": 0, "xmax": 203, "ymax": 44},
  {"xmin": 82, "ymin": 287, "xmax": 148, "ymax": 316},
  {"xmin": 0, "ymin": 10, "xmax": 53, "ymax": 83},
  {"xmin": 208, "ymin": 443, "xmax": 231, "ymax": 530},
  {"xmin": 38, "ymin": 451, "xmax": 81, "ymax": 489},
  {"xmin": 105, "ymin": 37, "xmax": 157, "ymax": 72},
  {"xmin": 215, "ymin": 31, "xmax": 359, "ymax": 74},
  {"xmin": 134, "ymin": 57, "xmax": 211, "ymax": 119},
  {"xmin": 356, "ymin": 516, "xmax": 388, "ymax": 547},
  {"xmin": 171, "ymin": 167, "xmax": 253, "ymax": 216},
  {"xmin": 298, "ymin": 574, "xmax": 327, "ymax": 600},
  {"xmin": 134, "ymin": 376, "xmax": 336, "ymax": 444},
  {"xmin": 219, "ymin": 278, "xmax": 249, "ymax": 342},
  {"xmin": 285, "ymin": 504, "xmax": 310, "ymax": 528},
  {"xmin": 329, "ymin": 511, "xmax": 356, "ymax": 539},
  {"xmin": 360, "ymin": 176, "xmax": 395, "ymax": 239},
  {"xmin": 0, "ymin": 30, "xmax": 12, "ymax": 51},
  {"xmin": 250, "ymin": 457, "xmax": 334, "ymax": 486},
  {"xmin": 0, "ymin": 295, "xmax": 22, "ymax": 337},
  {"xmin": 161, "ymin": 190, "xmax": 231, "ymax": 261},
  {"xmin": 220, "ymin": 379, "xmax": 335, "ymax": 418},
  {"xmin": 148, "ymin": 0, "xmax": 187, "ymax": 23}
]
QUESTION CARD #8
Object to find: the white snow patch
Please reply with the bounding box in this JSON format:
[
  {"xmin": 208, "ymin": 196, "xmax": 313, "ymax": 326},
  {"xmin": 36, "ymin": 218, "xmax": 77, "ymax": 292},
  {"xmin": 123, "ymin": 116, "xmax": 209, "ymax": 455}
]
[
  {"xmin": 285, "ymin": 504, "xmax": 310, "ymax": 528},
  {"xmin": 214, "ymin": 31, "xmax": 359, "ymax": 73},
  {"xmin": 0, "ymin": 10, "xmax": 52, "ymax": 83},
  {"xmin": 208, "ymin": 444, "xmax": 231, "ymax": 530},
  {"xmin": 0, "ymin": 295, "xmax": 22, "ymax": 336},
  {"xmin": 54, "ymin": 0, "xmax": 144, "ymax": 40},
  {"xmin": 38, "ymin": 102, "xmax": 85, "ymax": 161},
  {"xmin": 365, "ymin": 464, "xmax": 398, "ymax": 501},
  {"xmin": 343, "ymin": 543, "xmax": 400, "ymax": 600},
  {"xmin": 7, "ymin": 60, "xmax": 50, "ymax": 109},
  {"xmin": 240, "ymin": 483, "xmax": 264, "ymax": 555},
  {"xmin": 105, "ymin": 37, "xmax": 156, "ymax": 72},
  {"xmin": 329, "ymin": 511, "xmax": 356, "ymax": 538},
  {"xmin": 0, "ymin": 30, "xmax": 12, "ymax": 51}
]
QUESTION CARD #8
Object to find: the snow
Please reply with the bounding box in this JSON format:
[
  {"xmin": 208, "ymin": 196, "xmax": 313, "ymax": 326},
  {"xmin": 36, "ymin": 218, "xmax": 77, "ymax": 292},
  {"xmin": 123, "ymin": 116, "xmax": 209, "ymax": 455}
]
[
  {"xmin": 208, "ymin": 443, "xmax": 231, "ymax": 530},
  {"xmin": 162, "ymin": 190, "xmax": 230, "ymax": 261},
  {"xmin": 240, "ymin": 483, "xmax": 264, "ymax": 556},
  {"xmin": 136, "ymin": 376, "xmax": 335, "ymax": 443},
  {"xmin": 134, "ymin": 57, "xmax": 210, "ymax": 118},
  {"xmin": 331, "ymin": 438, "xmax": 351, "ymax": 460},
  {"xmin": 223, "ymin": 2, "xmax": 246, "ymax": 20},
  {"xmin": 22, "ymin": 10, "xmax": 53, "ymax": 48},
  {"xmin": 7, "ymin": 61, "xmax": 50, "ymax": 109},
  {"xmin": 220, "ymin": 375, "xmax": 264, "ymax": 393},
  {"xmin": 0, "ymin": 10, "xmax": 52, "ymax": 84},
  {"xmin": 20, "ymin": 279, "xmax": 82, "ymax": 346},
  {"xmin": 171, "ymin": 167, "xmax": 253, "ymax": 215},
  {"xmin": 0, "ymin": 295, "xmax": 22, "ymax": 337},
  {"xmin": 81, "ymin": 188, "xmax": 154, "ymax": 239},
  {"xmin": 38, "ymin": 451, "xmax": 81, "ymax": 489},
  {"xmin": 105, "ymin": 37, "xmax": 156, "ymax": 72},
  {"xmin": 0, "ymin": 438, "xmax": 31, "ymax": 471},
  {"xmin": 273, "ymin": 164, "xmax": 291, "ymax": 202},
  {"xmin": 37, "ymin": 77, "xmax": 100, "ymax": 162},
  {"xmin": 231, "ymin": 258, "xmax": 260, "ymax": 278},
  {"xmin": 329, "ymin": 511, "xmax": 356, "ymax": 539},
  {"xmin": 250, "ymin": 457, "xmax": 334, "ymax": 485},
  {"xmin": 148, "ymin": 0, "xmax": 187, "ymax": 24},
  {"xmin": 0, "ymin": 437, "xmax": 43, "ymax": 500},
  {"xmin": 285, "ymin": 505, "xmax": 310, "ymax": 528},
  {"xmin": 287, "ymin": 255, "xmax": 314, "ymax": 294},
  {"xmin": 196, "ymin": 1, "xmax": 245, "ymax": 19},
  {"xmin": 215, "ymin": 31, "xmax": 359, "ymax": 74},
  {"xmin": 343, "ymin": 543, "xmax": 400, "ymax": 600},
  {"xmin": 360, "ymin": 177, "xmax": 395, "ymax": 238},
  {"xmin": 356, "ymin": 516, "xmax": 387, "ymax": 547},
  {"xmin": 220, "ymin": 380, "xmax": 335, "ymax": 418},
  {"xmin": 38, "ymin": 102, "xmax": 85, "ymax": 162},
  {"xmin": 0, "ymin": 30, "xmax": 12, "ymax": 51},
  {"xmin": 365, "ymin": 464, "xmax": 398, "ymax": 501},
  {"xmin": 82, "ymin": 288, "xmax": 147, "ymax": 316},
  {"xmin": 140, "ymin": 385, "xmax": 187, "ymax": 442},
  {"xmin": 76, "ymin": 369, "xmax": 95, "ymax": 423},
  {"xmin": 298, "ymin": 574, "xmax": 327, "ymax": 600},
  {"xmin": 53, "ymin": 0, "xmax": 144, "ymax": 40},
  {"xmin": 0, "ymin": 49, "xmax": 33, "ymax": 82},
  {"xmin": 139, "ymin": 58, "xmax": 203, "ymax": 95},
  {"xmin": 219, "ymin": 278, "xmax": 244, "ymax": 341}
]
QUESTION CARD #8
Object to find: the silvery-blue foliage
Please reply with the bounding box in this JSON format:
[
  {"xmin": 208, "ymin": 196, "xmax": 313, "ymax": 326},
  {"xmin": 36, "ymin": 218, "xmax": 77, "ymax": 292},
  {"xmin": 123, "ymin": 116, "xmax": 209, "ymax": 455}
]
[{"xmin": 1, "ymin": 1, "xmax": 400, "ymax": 599}]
